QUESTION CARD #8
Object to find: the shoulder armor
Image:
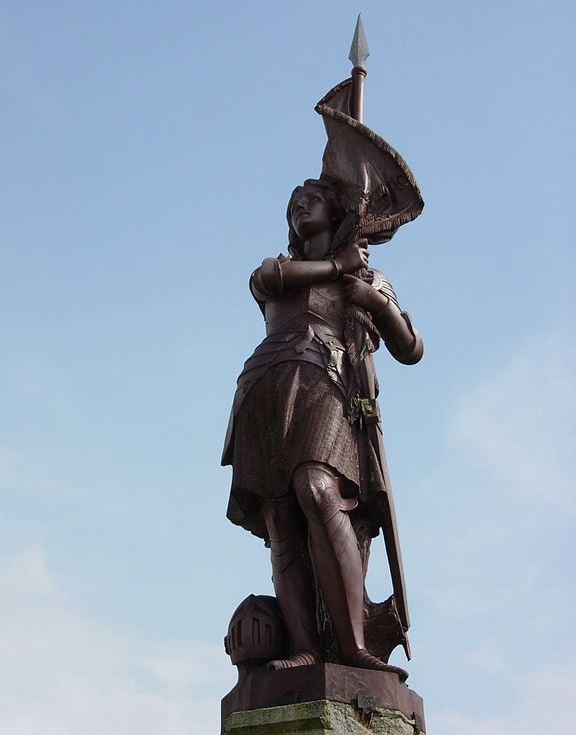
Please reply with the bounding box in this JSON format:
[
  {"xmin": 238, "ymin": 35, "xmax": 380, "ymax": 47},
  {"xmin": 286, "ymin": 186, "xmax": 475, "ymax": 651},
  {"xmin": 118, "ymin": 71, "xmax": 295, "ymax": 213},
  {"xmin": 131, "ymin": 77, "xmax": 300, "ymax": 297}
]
[
  {"xmin": 370, "ymin": 269, "xmax": 400, "ymax": 309},
  {"xmin": 250, "ymin": 253, "xmax": 292, "ymax": 305}
]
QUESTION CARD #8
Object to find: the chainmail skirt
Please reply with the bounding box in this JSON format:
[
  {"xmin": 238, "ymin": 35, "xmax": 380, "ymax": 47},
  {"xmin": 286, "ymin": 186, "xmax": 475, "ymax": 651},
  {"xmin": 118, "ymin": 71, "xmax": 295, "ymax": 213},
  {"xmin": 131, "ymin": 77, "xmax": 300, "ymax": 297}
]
[{"xmin": 227, "ymin": 361, "xmax": 359, "ymax": 538}]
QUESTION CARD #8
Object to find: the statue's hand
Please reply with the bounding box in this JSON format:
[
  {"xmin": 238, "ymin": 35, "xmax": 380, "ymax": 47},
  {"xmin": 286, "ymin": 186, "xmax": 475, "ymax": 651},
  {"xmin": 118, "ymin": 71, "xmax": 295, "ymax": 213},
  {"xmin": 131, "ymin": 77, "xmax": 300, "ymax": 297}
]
[
  {"xmin": 342, "ymin": 274, "xmax": 386, "ymax": 312},
  {"xmin": 334, "ymin": 239, "xmax": 369, "ymax": 275}
]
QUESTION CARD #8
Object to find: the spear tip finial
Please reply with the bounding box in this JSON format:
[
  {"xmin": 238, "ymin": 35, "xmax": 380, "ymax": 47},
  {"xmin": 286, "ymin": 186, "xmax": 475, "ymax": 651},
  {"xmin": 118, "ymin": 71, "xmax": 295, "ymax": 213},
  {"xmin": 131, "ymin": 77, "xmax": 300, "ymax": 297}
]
[{"xmin": 348, "ymin": 13, "xmax": 370, "ymax": 68}]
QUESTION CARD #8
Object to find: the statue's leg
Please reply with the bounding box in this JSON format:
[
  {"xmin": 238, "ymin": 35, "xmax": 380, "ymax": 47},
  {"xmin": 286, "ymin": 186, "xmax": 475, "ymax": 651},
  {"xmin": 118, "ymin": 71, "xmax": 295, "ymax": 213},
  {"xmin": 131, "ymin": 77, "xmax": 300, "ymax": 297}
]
[
  {"xmin": 293, "ymin": 462, "xmax": 389, "ymax": 671},
  {"xmin": 262, "ymin": 497, "xmax": 320, "ymax": 670}
]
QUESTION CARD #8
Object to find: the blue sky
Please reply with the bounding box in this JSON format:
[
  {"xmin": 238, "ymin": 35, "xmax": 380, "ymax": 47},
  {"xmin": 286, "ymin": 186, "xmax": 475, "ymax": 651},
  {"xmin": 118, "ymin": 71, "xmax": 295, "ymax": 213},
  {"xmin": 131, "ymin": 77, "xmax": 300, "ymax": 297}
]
[{"xmin": 1, "ymin": 1, "xmax": 575, "ymax": 732}]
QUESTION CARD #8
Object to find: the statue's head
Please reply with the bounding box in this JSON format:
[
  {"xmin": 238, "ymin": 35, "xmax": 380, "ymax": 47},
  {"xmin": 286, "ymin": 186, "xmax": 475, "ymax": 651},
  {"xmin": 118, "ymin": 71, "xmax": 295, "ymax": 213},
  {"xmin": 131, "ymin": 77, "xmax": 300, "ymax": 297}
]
[{"xmin": 287, "ymin": 179, "xmax": 345, "ymax": 258}]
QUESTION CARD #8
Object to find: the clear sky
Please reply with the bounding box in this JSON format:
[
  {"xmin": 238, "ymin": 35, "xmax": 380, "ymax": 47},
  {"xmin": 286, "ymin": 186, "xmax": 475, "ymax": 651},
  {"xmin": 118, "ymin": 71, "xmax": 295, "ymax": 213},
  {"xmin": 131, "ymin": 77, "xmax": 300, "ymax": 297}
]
[{"xmin": 2, "ymin": 1, "xmax": 575, "ymax": 733}]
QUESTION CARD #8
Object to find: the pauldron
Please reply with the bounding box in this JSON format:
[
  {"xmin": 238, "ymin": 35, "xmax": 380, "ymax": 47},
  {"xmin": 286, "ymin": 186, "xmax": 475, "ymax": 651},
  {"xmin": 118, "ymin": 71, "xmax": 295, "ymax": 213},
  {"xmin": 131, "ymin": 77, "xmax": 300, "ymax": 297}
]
[{"xmin": 370, "ymin": 269, "xmax": 400, "ymax": 309}]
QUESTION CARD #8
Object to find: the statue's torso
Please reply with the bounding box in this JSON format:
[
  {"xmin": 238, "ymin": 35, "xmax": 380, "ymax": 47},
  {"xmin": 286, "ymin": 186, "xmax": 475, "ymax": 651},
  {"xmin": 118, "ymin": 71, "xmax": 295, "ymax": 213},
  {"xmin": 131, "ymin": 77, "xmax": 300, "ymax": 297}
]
[
  {"xmin": 226, "ymin": 282, "xmax": 351, "ymax": 429},
  {"xmin": 264, "ymin": 280, "xmax": 346, "ymax": 338}
]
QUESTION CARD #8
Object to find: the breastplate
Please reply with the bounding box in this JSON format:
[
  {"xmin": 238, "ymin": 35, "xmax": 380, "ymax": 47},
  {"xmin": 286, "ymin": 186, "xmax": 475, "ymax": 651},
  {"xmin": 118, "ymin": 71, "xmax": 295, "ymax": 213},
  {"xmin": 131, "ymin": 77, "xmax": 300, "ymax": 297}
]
[{"xmin": 264, "ymin": 281, "xmax": 346, "ymax": 336}]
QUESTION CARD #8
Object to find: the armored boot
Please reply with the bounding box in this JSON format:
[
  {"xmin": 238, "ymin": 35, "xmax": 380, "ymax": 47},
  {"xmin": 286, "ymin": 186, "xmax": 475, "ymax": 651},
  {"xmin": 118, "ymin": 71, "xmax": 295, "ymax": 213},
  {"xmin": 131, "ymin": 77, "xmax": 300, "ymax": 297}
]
[
  {"xmin": 293, "ymin": 462, "xmax": 389, "ymax": 671},
  {"xmin": 263, "ymin": 499, "xmax": 320, "ymax": 670}
]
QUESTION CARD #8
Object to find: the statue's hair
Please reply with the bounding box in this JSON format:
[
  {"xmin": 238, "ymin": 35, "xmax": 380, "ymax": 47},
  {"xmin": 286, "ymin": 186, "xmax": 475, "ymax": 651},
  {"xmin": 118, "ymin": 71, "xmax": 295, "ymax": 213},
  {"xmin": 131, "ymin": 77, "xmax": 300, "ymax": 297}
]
[{"xmin": 286, "ymin": 178, "xmax": 346, "ymax": 259}]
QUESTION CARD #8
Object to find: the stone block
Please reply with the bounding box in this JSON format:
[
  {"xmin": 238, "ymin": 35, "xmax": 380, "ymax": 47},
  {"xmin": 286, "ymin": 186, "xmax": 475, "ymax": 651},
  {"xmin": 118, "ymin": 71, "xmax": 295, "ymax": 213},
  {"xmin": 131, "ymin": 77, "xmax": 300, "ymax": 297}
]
[{"xmin": 222, "ymin": 699, "xmax": 422, "ymax": 734}]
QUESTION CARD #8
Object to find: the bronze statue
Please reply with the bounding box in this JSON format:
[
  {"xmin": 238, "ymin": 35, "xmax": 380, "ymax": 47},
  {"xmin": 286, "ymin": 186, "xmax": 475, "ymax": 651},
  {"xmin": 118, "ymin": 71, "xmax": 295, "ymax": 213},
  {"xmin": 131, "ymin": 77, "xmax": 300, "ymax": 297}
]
[{"xmin": 222, "ymin": 16, "xmax": 424, "ymax": 676}]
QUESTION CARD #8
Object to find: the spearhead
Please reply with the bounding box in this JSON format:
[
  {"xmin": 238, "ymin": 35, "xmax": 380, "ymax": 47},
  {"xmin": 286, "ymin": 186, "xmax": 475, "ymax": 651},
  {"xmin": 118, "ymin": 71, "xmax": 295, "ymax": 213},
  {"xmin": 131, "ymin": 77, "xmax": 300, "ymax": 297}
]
[
  {"xmin": 348, "ymin": 14, "xmax": 370, "ymax": 69},
  {"xmin": 348, "ymin": 15, "xmax": 369, "ymax": 123}
]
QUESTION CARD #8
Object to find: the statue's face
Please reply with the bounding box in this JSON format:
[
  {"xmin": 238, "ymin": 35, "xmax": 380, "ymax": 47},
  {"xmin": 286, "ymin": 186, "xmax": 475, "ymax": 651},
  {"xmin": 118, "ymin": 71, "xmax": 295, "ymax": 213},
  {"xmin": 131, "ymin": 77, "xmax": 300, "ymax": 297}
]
[{"xmin": 290, "ymin": 187, "xmax": 333, "ymax": 240}]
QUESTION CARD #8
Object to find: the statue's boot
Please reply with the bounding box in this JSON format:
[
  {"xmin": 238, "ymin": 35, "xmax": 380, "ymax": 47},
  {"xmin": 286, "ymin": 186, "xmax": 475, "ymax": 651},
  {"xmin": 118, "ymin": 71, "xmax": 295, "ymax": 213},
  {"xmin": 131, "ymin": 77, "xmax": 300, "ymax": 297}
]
[
  {"xmin": 263, "ymin": 498, "xmax": 320, "ymax": 670},
  {"xmin": 294, "ymin": 462, "xmax": 389, "ymax": 672}
]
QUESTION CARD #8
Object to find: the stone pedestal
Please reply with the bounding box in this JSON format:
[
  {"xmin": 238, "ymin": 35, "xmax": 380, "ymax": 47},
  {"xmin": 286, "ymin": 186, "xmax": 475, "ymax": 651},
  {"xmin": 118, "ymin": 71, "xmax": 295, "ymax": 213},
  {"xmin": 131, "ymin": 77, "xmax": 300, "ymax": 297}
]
[
  {"xmin": 221, "ymin": 663, "xmax": 425, "ymax": 734},
  {"xmin": 223, "ymin": 699, "xmax": 422, "ymax": 734}
]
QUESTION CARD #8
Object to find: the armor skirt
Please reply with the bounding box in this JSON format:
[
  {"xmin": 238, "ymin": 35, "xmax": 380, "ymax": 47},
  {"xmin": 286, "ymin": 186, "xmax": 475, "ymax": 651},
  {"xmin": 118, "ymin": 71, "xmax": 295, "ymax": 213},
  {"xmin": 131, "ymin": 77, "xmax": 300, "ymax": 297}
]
[{"xmin": 227, "ymin": 361, "xmax": 359, "ymax": 539}]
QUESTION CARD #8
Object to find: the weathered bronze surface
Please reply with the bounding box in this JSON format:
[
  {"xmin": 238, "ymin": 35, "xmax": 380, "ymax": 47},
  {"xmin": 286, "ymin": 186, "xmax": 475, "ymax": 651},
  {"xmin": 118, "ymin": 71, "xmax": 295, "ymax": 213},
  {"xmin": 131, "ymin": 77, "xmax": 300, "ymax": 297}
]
[{"xmin": 222, "ymin": 18, "xmax": 424, "ymax": 684}]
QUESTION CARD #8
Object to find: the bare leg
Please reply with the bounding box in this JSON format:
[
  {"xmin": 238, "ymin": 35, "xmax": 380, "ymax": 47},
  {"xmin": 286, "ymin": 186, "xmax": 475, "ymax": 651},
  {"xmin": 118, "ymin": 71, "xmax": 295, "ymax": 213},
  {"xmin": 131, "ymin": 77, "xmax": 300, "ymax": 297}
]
[
  {"xmin": 293, "ymin": 462, "xmax": 389, "ymax": 671},
  {"xmin": 262, "ymin": 497, "xmax": 320, "ymax": 669}
]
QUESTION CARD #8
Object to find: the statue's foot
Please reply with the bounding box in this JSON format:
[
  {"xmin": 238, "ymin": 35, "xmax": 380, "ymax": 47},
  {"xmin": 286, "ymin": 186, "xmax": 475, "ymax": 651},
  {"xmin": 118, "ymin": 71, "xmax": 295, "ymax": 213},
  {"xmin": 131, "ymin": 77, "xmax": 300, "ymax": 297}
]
[
  {"xmin": 266, "ymin": 651, "xmax": 319, "ymax": 670},
  {"xmin": 348, "ymin": 648, "xmax": 389, "ymax": 671}
]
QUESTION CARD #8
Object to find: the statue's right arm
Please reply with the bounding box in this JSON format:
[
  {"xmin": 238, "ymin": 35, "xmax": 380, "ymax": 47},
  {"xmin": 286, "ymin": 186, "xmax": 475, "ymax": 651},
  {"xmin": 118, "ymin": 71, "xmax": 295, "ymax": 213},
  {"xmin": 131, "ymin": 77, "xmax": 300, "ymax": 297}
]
[
  {"xmin": 250, "ymin": 241, "xmax": 369, "ymax": 300},
  {"xmin": 250, "ymin": 258, "xmax": 338, "ymax": 300}
]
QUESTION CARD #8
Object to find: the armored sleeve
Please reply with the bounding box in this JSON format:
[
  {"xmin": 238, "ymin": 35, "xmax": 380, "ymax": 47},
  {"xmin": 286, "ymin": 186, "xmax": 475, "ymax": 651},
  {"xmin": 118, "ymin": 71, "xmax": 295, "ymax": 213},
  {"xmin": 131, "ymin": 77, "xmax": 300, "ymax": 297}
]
[
  {"xmin": 249, "ymin": 254, "xmax": 291, "ymax": 303},
  {"xmin": 371, "ymin": 269, "xmax": 423, "ymax": 365}
]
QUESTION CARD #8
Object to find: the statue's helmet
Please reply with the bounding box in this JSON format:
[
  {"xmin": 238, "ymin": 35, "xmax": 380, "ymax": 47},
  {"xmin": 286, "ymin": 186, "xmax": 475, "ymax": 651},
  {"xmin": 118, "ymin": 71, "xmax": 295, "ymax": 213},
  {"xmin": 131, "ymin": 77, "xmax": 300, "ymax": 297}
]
[{"xmin": 224, "ymin": 594, "xmax": 286, "ymax": 665}]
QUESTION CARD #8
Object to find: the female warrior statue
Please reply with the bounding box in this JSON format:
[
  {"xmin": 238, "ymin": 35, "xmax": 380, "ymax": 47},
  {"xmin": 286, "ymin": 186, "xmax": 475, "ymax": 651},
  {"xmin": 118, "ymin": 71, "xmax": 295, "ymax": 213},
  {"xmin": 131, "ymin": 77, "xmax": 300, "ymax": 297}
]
[{"xmin": 222, "ymin": 75, "xmax": 424, "ymax": 672}]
